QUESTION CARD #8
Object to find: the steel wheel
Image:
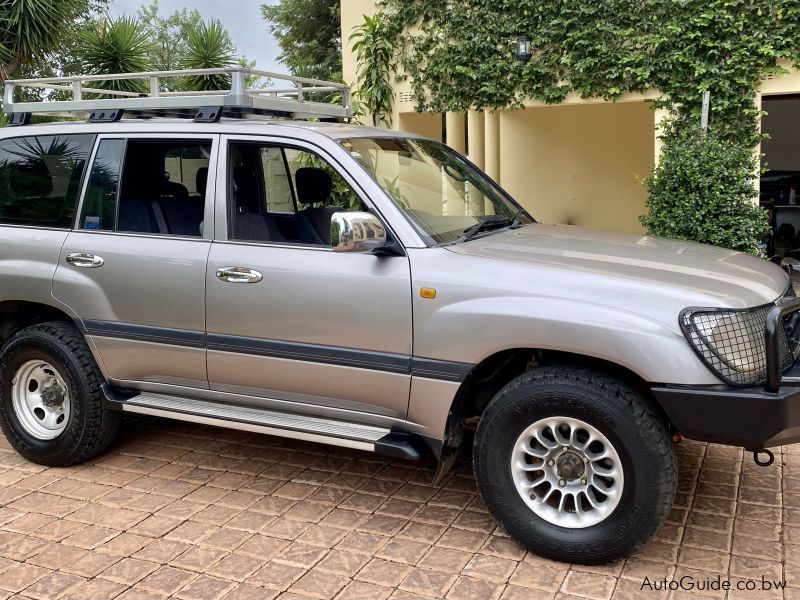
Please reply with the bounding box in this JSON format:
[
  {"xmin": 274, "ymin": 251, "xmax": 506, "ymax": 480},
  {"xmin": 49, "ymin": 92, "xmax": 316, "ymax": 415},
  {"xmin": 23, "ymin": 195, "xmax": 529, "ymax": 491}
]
[
  {"xmin": 511, "ymin": 416, "xmax": 624, "ymax": 528},
  {"xmin": 11, "ymin": 360, "xmax": 71, "ymax": 440}
]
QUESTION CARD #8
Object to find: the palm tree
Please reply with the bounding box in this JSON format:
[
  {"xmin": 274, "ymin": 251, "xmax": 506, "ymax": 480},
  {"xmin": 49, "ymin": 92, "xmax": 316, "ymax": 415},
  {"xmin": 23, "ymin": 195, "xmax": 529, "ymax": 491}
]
[
  {"xmin": 0, "ymin": 0, "xmax": 87, "ymax": 82},
  {"xmin": 181, "ymin": 20, "xmax": 236, "ymax": 91},
  {"xmin": 78, "ymin": 16, "xmax": 152, "ymax": 94}
]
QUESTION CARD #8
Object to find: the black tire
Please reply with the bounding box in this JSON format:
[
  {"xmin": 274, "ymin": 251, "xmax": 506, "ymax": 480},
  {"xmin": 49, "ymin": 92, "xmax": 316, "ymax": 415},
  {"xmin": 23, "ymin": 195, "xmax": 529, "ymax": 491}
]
[
  {"xmin": 473, "ymin": 366, "xmax": 677, "ymax": 564},
  {"xmin": 0, "ymin": 321, "xmax": 120, "ymax": 467}
]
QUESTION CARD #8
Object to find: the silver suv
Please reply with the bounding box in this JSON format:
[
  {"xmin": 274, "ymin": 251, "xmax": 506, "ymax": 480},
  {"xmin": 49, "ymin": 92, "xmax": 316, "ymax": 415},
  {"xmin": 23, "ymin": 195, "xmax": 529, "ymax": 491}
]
[{"xmin": 1, "ymin": 69, "xmax": 799, "ymax": 564}]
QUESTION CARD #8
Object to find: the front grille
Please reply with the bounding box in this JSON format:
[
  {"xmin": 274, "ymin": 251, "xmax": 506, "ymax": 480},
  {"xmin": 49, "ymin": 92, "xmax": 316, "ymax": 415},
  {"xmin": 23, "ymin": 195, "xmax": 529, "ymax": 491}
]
[
  {"xmin": 681, "ymin": 297, "xmax": 795, "ymax": 386},
  {"xmin": 783, "ymin": 285, "xmax": 800, "ymax": 363}
]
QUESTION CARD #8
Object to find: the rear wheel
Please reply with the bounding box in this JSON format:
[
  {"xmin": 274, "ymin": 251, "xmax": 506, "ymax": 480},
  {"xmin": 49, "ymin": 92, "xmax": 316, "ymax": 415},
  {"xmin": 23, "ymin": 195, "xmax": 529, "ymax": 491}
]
[
  {"xmin": 0, "ymin": 322, "xmax": 120, "ymax": 466},
  {"xmin": 473, "ymin": 366, "xmax": 676, "ymax": 564}
]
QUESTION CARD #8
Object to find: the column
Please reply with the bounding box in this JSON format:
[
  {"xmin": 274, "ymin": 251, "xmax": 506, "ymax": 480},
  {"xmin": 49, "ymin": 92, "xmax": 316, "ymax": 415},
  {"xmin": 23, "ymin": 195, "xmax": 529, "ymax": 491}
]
[
  {"xmin": 484, "ymin": 109, "xmax": 501, "ymax": 183},
  {"xmin": 653, "ymin": 107, "xmax": 670, "ymax": 167},
  {"xmin": 467, "ymin": 109, "xmax": 485, "ymax": 170},
  {"xmin": 445, "ymin": 112, "xmax": 466, "ymax": 154}
]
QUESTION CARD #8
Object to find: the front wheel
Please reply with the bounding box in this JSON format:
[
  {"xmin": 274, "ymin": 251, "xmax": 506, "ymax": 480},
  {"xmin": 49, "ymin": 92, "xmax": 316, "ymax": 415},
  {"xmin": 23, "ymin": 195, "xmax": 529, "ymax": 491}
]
[
  {"xmin": 473, "ymin": 366, "xmax": 677, "ymax": 564},
  {"xmin": 0, "ymin": 322, "xmax": 120, "ymax": 466}
]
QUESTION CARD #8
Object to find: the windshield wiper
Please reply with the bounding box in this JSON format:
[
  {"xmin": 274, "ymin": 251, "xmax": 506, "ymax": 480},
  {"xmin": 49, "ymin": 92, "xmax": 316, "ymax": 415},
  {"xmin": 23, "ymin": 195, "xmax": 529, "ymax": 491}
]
[{"xmin": 457, "ymin": 208, "xmax": 525, "ymax": 243}]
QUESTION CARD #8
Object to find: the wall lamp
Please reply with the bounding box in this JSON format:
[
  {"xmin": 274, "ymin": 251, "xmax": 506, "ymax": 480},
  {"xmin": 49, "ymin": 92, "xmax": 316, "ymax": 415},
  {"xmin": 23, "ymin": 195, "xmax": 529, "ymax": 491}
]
[{"xmin": 516, "ymin": 34, "xmax": 532, "ymax": 62}]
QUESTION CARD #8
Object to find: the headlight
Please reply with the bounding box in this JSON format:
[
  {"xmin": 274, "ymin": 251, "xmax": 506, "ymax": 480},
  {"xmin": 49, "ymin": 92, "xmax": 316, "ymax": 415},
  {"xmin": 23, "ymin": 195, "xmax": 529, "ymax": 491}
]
[{"xmin": 681, "ymin": 303, "xmax": 794, "ymax": 386}]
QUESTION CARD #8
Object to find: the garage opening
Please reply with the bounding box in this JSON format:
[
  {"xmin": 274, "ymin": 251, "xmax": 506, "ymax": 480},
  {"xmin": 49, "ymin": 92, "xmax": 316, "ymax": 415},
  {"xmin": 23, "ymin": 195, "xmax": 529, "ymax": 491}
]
[{"xmin": 761, "ymin": 94, "xmax": 800, "ymax": 260}]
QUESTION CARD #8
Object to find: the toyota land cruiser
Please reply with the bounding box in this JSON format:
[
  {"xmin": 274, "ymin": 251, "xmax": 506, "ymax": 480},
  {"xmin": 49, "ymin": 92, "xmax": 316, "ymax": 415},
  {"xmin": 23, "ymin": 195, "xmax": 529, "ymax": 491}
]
[{"xmin": 0, "ymin": 68, "xmax": 798, "ymax": 564}]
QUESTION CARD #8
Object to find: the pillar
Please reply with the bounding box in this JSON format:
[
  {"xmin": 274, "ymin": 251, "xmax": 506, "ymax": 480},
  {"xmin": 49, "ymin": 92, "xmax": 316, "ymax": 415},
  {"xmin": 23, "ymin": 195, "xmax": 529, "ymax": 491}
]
[
  {"xmin": 445, "ymin": 112, "xmax": 466, "ymax": 154},
  {"xmin": 484, "ymin": 110, "xmax": 501, "ymax": 183},
  {"xmin": 467, "ymin": 109, "xmax": 485, "ymax": 170}
]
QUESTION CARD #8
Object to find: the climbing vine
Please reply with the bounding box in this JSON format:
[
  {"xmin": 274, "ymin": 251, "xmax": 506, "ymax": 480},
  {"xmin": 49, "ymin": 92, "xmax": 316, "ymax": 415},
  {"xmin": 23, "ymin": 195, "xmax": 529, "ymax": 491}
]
[
  {"xmin": 369, "ymin": 0, "xmax": 800, "ymax": 252},
  {"xmin": 382, "ymin": 0, "xmax": 800, "ymax": 145}
]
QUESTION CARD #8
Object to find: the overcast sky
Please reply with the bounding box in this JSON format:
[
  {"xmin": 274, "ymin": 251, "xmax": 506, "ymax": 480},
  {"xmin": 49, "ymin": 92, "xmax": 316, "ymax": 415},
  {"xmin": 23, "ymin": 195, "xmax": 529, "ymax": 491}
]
[{"xmin": 108, "ymin": 0, "xmax": 284, "ymax": 73}]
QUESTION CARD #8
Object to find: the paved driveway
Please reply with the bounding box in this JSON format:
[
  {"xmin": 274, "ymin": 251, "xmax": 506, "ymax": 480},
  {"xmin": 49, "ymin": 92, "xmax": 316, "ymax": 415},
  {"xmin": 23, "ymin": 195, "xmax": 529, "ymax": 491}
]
[{"xmin": 0, "ymin": 416, "xmax": 795, "ymax": 600}]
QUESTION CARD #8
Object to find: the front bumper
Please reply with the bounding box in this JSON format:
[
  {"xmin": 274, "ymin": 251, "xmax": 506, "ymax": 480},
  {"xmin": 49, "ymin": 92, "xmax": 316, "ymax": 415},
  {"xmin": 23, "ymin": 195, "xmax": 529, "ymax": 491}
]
[
  {"xmin": 651, "ymin": 380, "xmax": 800, "ymax": 449},
  {"xmin": 653, "ymin": 293, "xmax": 800, "ymax": 449}
]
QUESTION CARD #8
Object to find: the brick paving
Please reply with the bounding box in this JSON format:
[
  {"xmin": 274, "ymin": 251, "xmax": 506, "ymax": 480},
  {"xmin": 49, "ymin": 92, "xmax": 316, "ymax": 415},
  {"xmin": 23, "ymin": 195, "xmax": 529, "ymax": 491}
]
[{"xmin": 0, "ymin": 416, "xmax": 796, "ymax": 599}]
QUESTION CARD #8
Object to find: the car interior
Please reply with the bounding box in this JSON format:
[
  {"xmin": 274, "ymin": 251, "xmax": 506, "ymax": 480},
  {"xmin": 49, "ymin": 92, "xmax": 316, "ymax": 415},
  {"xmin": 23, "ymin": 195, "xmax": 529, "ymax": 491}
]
[
  {"xmin": 117, "ymin": 140, "xmax": 210, "ymax": 237},
  {"xmin": 230, "ymin": 143, "xmax": 360, "ymax": 245}
]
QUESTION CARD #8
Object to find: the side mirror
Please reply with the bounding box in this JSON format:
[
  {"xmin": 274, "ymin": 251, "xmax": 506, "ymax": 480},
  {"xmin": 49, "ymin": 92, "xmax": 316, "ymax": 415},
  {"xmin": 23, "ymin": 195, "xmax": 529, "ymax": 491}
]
[{"xmin": 331, "ymin": 211, "xmax": 387, "ymax": 253}]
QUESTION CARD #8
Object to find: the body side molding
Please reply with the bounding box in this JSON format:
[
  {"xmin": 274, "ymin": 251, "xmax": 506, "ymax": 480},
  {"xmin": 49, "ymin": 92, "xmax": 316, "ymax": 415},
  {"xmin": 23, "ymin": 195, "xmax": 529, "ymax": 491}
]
[{"xmin": 84, "ymin": 320, "xmax": 474, "ymax": 382}]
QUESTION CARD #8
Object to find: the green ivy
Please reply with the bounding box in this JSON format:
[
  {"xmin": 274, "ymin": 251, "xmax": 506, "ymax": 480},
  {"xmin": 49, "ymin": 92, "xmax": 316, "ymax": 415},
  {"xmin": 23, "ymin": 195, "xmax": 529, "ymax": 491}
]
[
  {"xmin": 372, "ymin": 0, "xmax": 800, "ymax": 251},
  {"xmin": 383, "ymin": 0, "xmax": 800, "ymax": 144}
]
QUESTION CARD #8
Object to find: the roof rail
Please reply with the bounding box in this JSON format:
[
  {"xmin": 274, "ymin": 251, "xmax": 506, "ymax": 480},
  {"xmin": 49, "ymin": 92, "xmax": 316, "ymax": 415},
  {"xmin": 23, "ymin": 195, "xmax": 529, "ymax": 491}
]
[{"xmin": 3, "ymin": 68, "xmax": 352, "ymax": 125}]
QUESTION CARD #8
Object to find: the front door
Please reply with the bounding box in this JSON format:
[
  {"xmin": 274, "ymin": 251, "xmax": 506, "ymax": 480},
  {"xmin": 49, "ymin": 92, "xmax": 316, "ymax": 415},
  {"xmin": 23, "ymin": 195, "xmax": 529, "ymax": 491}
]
[
  {"xmin": 205, "ymin": 136, "xmax": 413, "ymax": 420},
  {"xmin": 53, "ymin": 134, "xmax": 218, "ymax": 389}
]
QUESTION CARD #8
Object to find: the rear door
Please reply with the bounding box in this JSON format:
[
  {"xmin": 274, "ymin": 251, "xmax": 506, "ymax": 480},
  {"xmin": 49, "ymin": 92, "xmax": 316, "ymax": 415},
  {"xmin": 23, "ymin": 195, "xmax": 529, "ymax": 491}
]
[
  {"xmin": 53, "ymin": 133, "xmax": 218, "ymax": 389},
  {"xmin": 0, "ymin": 132, "xmax": 95, "ymax": 309}
]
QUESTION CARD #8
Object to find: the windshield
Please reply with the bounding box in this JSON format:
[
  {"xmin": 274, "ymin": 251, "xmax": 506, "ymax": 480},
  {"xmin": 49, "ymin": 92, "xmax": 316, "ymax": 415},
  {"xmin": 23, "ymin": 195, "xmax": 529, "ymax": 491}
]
[{"xmin": 341, "ymin": 137, "xmax": 532, "ymax": 244}]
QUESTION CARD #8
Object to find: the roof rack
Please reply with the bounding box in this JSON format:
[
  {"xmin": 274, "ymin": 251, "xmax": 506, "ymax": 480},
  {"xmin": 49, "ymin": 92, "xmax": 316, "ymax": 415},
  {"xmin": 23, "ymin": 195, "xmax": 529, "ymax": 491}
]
[{"xmin": 3, "ymin": 67, "xmax": 352, "ymax": 125}]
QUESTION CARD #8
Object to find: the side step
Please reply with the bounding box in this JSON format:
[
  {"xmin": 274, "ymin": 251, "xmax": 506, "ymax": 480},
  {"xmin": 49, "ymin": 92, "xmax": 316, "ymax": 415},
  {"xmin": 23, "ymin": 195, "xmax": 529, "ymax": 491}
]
[{"xmin": 101, "ymin": 385, "xmax": 427, "ymax": 460}]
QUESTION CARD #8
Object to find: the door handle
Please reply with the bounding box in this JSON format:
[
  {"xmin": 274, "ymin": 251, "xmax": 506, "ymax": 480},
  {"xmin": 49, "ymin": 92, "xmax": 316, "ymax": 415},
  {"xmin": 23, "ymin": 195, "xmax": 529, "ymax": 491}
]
[
  {"xmin": 216, "ymin": 266, "xmax": 263, "ymax": 284},
  {"xmin": 65, "ymin": 253, "xmax": 104, "ymax": 268}
]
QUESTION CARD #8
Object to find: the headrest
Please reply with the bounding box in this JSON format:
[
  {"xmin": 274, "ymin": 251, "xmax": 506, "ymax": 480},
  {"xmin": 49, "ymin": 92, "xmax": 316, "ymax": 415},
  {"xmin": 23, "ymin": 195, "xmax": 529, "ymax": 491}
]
[
  {"xmin": 196, "ymin": 167, "xmax": 208, "ymax": 195},
  {"xmin": 296, "ymin": 167, "xmax": 332, "ymax": 206},
  {"xmin": 233, "ymin": 167, "xmax": 259, "ymax": 211},
  {"xmin": 9, "ymin": 162, "xmax": 52, "ymax": 198}
]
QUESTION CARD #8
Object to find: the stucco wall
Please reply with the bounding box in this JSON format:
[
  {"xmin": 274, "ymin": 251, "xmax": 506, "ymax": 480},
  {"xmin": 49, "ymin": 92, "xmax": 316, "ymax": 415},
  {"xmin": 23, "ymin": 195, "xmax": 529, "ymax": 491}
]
[
  {"xmin": 500, "ymin": 102, "xmax": 655, "ymax": 234},
  {"xmin": 341, "ymin": 0, "xmax": 378, "ymax": 88}
]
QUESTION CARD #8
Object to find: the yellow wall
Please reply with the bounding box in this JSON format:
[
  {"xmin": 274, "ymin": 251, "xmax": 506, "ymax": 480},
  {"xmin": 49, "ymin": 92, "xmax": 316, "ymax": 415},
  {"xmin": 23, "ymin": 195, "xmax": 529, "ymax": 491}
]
[
  {"xmin": 398, "ymin": 112, "xmax": 443, "ymax": 141},
  {"xmin": 341, "ymin": 0, "xmax": 378, "ymax": 88},
  {"xmin": 500, "ymin": 102, "xmax": 655, "ymax": 234}
]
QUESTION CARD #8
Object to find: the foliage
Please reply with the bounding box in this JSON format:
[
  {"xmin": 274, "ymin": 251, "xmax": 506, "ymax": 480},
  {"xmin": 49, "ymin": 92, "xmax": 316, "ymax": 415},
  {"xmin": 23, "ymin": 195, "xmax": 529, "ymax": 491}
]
[
  {"xmin": 0, "ymin": 0, "xmax": 98, "ymax": 81},
  {"xmin": 375, "ymin": 0, "xmax": 800, "ymax": 251},
  {"xmin": 640, "ymin": 124, "xmax": 769, "ymax": 254},
  {"xmin": 136, "ymin": 2, "xmax": 254, "ymax": 92},
  {"xmin": 78, "ymin": 16, "xmax": 152, "ymax": 93},
  {"xmin": 136, "ymin": 0, "xmax": 203, "ymax": 72},
  {"xmin": 180, "ymin": 19, "xmax": 236, "ymax": 91},
  {"xmin": 383, "ymin": 0, "xmax": 800, "ymax": 146},
  {"xmin": 261, "ymin": 0, "xmax": 342, "ymax": 80},
  {"xmin": 350, "ymin": 14, "xmax": 395, "ymax": 127},
  {"xmin": 382, "ymin": 0, "xmax": 800, "ymax": 146}
]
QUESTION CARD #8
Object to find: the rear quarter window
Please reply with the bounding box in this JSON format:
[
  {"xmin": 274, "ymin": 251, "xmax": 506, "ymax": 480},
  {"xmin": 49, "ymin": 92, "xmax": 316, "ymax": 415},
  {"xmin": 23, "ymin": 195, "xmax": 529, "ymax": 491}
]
[{"xmin": 0, "ymin": 134, "xmax": 95, "ymax": 228}]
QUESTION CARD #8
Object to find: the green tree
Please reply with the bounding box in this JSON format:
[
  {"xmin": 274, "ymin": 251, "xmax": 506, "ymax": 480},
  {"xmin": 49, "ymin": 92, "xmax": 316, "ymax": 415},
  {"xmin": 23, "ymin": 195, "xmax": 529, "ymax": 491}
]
[
  {"xmin": 136, "ymin": 0, "xmax": 203, "ymax": 72},
  {"xmin": 180, "ymin": 19, "xmax": 237, "ymax": 91},
  {"xmin": 261, "ymin": 0, "xmax": 342, "ymax": 80},
  {"xmin": 78, "ymin": 16, "xmax": 152, "ymax": 93},
  {"xmin": 0, "ymin": 0, "xmax": 101, "ymax": 82},
  {"xmin": 350, "ymin": 14, "xmax": 395, "ymax": 126}
]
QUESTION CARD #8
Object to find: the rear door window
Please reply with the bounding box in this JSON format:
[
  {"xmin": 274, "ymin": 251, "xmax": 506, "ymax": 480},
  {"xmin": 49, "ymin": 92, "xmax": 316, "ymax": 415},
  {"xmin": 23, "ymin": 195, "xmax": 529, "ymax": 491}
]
[
  {"xmin": 79, "ymin": 138, "xmax": 212, "ymax": 237},
  {"xmin": 0, "ymin": 134, "xmax": 95, "ymax": 228}
]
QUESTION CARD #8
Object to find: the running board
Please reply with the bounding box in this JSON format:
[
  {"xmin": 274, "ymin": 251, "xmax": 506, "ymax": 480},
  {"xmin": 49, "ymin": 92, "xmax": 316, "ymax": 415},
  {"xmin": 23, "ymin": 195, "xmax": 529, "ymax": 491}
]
[{"xmin": 101, "ymin": 385, "xmax": 427, "ymax": 460}]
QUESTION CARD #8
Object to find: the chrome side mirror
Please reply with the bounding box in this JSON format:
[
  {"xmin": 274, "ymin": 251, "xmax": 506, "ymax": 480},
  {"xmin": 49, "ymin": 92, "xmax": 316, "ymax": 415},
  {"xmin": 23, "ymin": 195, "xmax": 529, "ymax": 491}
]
[{"xmin": 331, "ymin": 211, "xmax": 387, "ymax": 253}]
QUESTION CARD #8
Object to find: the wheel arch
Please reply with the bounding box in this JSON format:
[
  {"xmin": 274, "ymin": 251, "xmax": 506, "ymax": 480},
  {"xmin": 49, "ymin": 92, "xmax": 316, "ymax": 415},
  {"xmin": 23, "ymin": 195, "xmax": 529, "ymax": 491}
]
[
  {"xmin": 431, "ymin": 347, "xmax": 674, "ymax": 483},
  {"xmin": 0, "ymin": 300, "xmax": 83, "ymax": 344}
]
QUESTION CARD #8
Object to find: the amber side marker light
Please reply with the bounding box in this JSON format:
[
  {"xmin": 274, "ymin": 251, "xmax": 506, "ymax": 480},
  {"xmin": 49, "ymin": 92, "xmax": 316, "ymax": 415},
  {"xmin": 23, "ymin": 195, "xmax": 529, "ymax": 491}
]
[{"xmin": 420, "ymin": 288, "xmax": 437, "ymax": 299}]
